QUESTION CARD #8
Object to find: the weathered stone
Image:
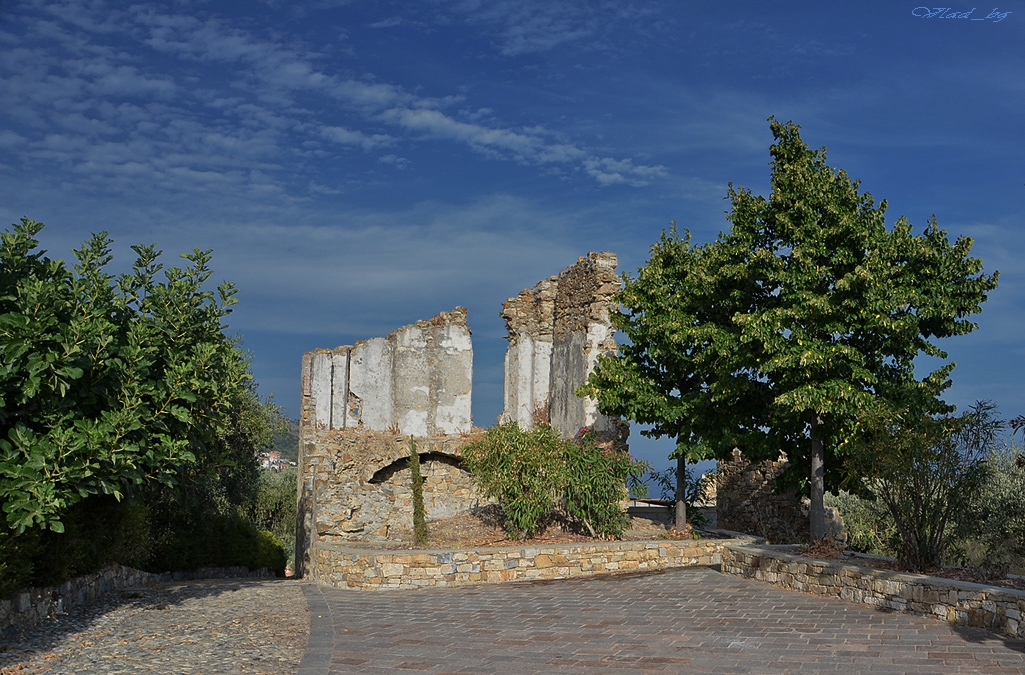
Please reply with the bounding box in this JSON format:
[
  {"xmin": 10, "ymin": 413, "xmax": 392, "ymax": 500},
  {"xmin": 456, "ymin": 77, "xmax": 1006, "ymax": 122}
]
[
  {"xmin": 716, "ymin": 450, "xmax": 846, "ymax": 545},
  {"xmin": 298, "ymin": 256, "xmax": 635, "ymax": 581},
  {"xmin": 500, "ymin": 253, "xmax": 627, "ymax": 448},
  {"xmin": 723, "ymin": 544, "xmax": 1025, "ymax": 641}
]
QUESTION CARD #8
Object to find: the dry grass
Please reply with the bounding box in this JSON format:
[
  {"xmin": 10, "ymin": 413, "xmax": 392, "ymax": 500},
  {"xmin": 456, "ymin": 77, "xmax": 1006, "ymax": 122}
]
[{"xmin": 368, "ymin": 505, "xmax": 688, "ymax": 550}]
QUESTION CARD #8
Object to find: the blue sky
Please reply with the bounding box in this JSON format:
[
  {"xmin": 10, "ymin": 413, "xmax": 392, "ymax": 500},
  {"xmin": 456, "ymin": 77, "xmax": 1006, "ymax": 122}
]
[{"xmin": 1, "ymin": 0, "xmax": 1023, "ymax": 473}]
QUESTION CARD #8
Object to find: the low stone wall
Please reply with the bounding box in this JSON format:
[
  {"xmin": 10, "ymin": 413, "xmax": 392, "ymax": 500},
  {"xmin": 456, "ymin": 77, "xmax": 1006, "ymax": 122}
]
[
  {"xmin": 722, "ymin": 544, "xmax": 1025, "ymax": 640},
  {"xmin": 1, "ymin": 564, "xmax": 275, "ymax": 632},
  {"xmin": 313, "ymin": 537, "xmax": 741, "ymax": 590}
]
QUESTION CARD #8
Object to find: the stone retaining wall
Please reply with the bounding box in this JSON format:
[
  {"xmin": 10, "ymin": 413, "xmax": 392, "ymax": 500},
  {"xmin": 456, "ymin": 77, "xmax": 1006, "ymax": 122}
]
[
  {"xmin": 312, "ymin": 537, "xmax": 740, "ymax": 590},
  {"xmin": 1, "ymin": 564, "xmax": 275, "ymax": 632},
  {"xmin": 722, "ymin": 543, "xmax": 1025, "ymax": 640}
]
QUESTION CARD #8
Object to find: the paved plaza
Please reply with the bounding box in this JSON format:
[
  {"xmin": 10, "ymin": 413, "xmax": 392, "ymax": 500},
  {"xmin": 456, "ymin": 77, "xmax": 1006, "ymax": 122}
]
[{"xmin": 298, "ymin": 566, "xmax": 1025, "ymax": 674}]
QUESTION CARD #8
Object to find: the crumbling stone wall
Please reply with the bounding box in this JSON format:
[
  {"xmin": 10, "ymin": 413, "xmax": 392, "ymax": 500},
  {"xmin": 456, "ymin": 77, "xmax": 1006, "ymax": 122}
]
[
  {"xmin": 296, "ymin": 309, "xmax": 477, "ymax": 578},
  {"xmin": 298, "ymin": 255, "xmax": 633, "ymax": 581},
  {"xmin": 716, "ymin": 450, "xmax": 845, "ymax": 544},
  {"xmin": 500, "ymin": 277, "xmax": 556, "ymax": 427},
  {"xmin": 297, "ymin": 426, "xmax": 480, "ymax": 570},
  {"xmin": 501, "ymin": 252, "xmax": 627, "ymax": 447},
  {"xmin": 303, "ymin": 308, "xmax": 472, "ymax": 436}
]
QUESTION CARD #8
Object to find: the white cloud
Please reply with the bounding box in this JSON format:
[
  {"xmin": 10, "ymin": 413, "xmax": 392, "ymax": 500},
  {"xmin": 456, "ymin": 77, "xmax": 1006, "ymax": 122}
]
[
  {"xmin": 583, "ymin": 156, "xmax": 667, "ymax": 187},
  {"xmin": 377, "ymin": 154, "xmax": 409, "ymax": 168},
  {"xmin": 0, "ymin": 130, "xmax": 28, "ymax": 148},
  {"xmin": 321, "ymin": 125, "xmax": 393, "ymax": 150},
  {"xmin": 441, "ymin": 0, "xmax": 600, "ymax": 56},
  {"xmin": 0, "ymin": 0, "xmax": 669, "ymax": 217},
  {"xmin": 367, "ymin": 17, "xmax": 403, "ymax": 29}
]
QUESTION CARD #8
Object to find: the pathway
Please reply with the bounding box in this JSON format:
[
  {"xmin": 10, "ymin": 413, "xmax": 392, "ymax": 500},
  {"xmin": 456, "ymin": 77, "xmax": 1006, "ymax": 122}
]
[{"xmin": 299, "ymin": 566, "xmax": 1025, "ymax": 674}]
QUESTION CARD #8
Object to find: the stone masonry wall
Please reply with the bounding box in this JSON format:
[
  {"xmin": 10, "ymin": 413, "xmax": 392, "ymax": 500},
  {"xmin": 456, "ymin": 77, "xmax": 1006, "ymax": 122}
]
[
  {"xmin": 296, "ymin": 411, "xmax": 482, "ymax": 579},
  {"xmin": 500, "ymin": 276, "xmax": 557, "ymax": 427},
  {"xmin": 723, "ymin": 544, "xmax": 1025, "ymax": 640},
  {"xmin": 716, "ymin": 450, "xmax": 809, "ymax": 543},
  {"xmin": 314, "ymin": 538, "xmax": 736, "ymax": 590},
  {"xmin": 716, "ymin": 450, "xmax": 844, "ymax": 544},
  {"xmin": 502, "ymin": 252, "xmax": 627, "ymax": 447},
  {"xmin": 301, "ymin": 308, "xmax": 472, "ymax": 437},
  {"xmin": 1, "ymin": 565, "xmax": 273, "ymax": 633},
  {"xmin": 296, "ymin": 309, "xmax": 477, "ymax": 578}
]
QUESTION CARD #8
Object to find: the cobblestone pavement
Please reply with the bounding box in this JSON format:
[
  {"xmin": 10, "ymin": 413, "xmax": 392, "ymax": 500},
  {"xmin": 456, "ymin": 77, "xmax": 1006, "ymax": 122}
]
[
  {"xmin": 0, "ymin": 578, "xmax": 308, "ymax": 674},
  {"xmin": 299, "ymin": 567, "xmax": 1025, "ymax": 674}
]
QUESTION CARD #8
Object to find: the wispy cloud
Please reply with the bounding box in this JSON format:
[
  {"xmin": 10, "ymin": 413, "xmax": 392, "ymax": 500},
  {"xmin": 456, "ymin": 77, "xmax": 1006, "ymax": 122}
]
[
  {"xmin": 435, "ymin": 0, "xmax": 661, "ymax": 56},
  {"xmin": 583, "ymin": 156, "xmax": 667, "ymax": 187},
  {"xmin": 0, "ymin": 0, "xmax": 666, "ymax": 200}
]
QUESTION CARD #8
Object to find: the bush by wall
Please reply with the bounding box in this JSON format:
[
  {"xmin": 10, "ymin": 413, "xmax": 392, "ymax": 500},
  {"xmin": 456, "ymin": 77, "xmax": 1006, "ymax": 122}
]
[{"xmin": 462, "ymin": 421, "xmax": 647, "ymax": 539}]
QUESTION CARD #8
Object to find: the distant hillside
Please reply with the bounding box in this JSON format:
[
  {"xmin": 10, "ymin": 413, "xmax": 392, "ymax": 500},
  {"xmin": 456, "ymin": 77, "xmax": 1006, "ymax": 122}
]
[{"xmin": 271, "ymin": 418, "xmax": 300, "ymax": 463}]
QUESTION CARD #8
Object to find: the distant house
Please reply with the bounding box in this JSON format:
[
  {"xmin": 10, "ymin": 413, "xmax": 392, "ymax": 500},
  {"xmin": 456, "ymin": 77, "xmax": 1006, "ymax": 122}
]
[{"xmin": 259, "ymin": 450, "xmax": 289, "ymax": 470}]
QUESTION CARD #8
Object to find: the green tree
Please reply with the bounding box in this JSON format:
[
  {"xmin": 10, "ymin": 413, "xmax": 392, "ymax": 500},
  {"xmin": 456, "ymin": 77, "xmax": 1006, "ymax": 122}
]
[
  {"xmin": 0, "ymin": 218, "xmax": 252, "ymax": 533},
  {"xmin": 585, "ymin": 119, "xmax": 998, "ymax": 539},
  {"xmin": 847, "ymin": 402, "xmax": 1000, "ymax": 570},
  {"xmin": 580, "ymin": 225, "xmax": 762, "ymax": 529},
  {"xmin": 409, "ymin": 437, "xmax": 429, "ymax": 546}
]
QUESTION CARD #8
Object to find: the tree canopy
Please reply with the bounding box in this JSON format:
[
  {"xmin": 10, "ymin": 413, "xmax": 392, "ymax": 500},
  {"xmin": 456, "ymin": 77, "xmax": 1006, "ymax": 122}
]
[
  {"xmin": 0, "ymin": 218, "xmax": 253, "ymax": 533},
  {"xmin": 584, "ymin": 119, "xmax": 998, "ymax": 538}
]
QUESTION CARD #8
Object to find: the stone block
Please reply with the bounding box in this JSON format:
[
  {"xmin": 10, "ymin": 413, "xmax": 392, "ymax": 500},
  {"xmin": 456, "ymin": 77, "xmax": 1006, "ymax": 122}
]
[{"xmin": 381, "ymin": 563, "xmax": 404, "ymax": 577}]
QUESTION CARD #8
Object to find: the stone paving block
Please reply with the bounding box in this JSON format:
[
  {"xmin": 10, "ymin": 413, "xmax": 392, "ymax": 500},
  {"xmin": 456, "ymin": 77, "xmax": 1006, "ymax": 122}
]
[{"xmin": 299, "ymin": 567, "xmax": 1025, "ymax": 674}]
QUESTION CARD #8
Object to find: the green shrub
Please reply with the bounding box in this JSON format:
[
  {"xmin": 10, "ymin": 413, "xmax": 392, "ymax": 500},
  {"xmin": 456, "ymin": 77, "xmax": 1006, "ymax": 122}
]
[
  {"xmin": 144, "ymin": 511, "xmax": 286, "ymax": 577},
  {"xmin": 960, "ymin": 445, "xmax": 1025, "ymax": 573},
  {"xmin": 825, "ymin": 490, "xmax": 898, "ymax": 556},
  {"xmin": 462, "ymin": 421, "xmax": 647, "ymax": 540},
  {"xmin": 254, "ymin": 467, "xmax": 297, "ymax": 570},
  {"xmin": 462, "ymin": 422, "xmax": 566, "ymax": 539},
  {"xmin": 563, "ymin": 427, "xmax": 648, "ymax": 538},
  {"xmin": 38, "ymin": 496, "xmax": 149, "ymax": 584},
  {"xmin": 252, "ymin": 529, "xmax": 288, "ymax": 576},
  {"xmin": 0, "ymin": 527, "xmax": 41, "ymax": 597},
  {"xmin": 0, "ymin": 219, "xmax": 253, "ymax": 534},
  {"xmin": 847, "ymin": 402, "xmax": 999, "ymax": 571}
]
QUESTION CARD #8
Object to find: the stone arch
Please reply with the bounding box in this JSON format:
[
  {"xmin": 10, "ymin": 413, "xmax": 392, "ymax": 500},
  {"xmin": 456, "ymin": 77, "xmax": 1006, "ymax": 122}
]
[
  {"xmin": 358, "ymin": 440, "xmax": 464, "ymax": 484},
  {"xmin": 367, "ymin": 452, "xmax": 466, "ymax": 484}
]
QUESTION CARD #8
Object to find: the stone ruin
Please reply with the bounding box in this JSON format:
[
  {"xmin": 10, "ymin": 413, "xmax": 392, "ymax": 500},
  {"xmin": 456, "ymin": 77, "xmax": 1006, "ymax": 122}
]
[
  {"xmin": 716, "ymin": 450, "xmax": 846, "ymax": 544},
  {"xmin": 295, "ymin": 251, "xmax": 843, "ymax": 579},
  {"xmin": 501, "ymin": 251, "xmax": 628, "ymax": 445},
  {"xmin": 296, "ymin": 253, "xmax": 626, "ymax": 578}
]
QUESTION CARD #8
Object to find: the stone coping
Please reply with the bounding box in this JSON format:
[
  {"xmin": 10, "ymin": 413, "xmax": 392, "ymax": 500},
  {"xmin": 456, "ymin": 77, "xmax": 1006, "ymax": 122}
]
[
  {"xmin": 722, "ymin": 543, "xmax": 1025, "ymax": 640},
  {"xmin": 310, "ymin": 535, "xmax": 750, "ymax": 590}
]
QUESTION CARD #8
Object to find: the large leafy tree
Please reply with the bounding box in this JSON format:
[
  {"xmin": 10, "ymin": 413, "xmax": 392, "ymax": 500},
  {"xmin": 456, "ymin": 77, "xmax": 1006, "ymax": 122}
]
[
  {"xmin": 580, "ymin": 226, "xmax": 774, "ymax": 528},
  {"xmin": 0, "ymin": 218, "xmax": 252, "ymax": 533},
  {"xmin": 585, "ymin": 119, "xmax": 998, "ymax": 538}
]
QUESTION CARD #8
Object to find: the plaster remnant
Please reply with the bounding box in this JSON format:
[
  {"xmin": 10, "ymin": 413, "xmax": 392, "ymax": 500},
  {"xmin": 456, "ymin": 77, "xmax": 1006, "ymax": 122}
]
[{"xmin": 501, "ymin": 252, "xmax": 627, "ymax": 447}]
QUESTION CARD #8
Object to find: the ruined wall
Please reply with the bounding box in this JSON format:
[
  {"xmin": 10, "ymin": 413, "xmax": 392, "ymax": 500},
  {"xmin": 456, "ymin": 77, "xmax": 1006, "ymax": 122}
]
[
  {"xmin": 297, "ymin": 426, "xmax": 480, "ymax": 559},
  {"xmin": 716, "ymin": 450, "xmax": 845, "ymax": 544},
  {"xmin": 501, "ymin": 252, "xmax": 626, "ymax": 446},
  {"xmin": 302, "ymin": 308, "xmax": 472, "ymax": 436},
  {"xmin": 296, "ymin": 309, "xmax": 477, "ymax": 578},
  {"xmin": 298, "ymin": 255, "xmax": 632, "ymax": 580},
  {"xmin": 500, "ymin": 277, "xmax": 556, "ymax": 427}
]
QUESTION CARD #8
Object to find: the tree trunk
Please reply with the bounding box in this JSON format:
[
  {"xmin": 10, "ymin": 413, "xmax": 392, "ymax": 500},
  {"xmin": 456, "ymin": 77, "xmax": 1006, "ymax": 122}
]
[
  {"xmin": 809, "ymin": 415, "xmax": 826, "ymax": 541},
  {"xmin": 675, "ymin": 454, "xmax": 687, "ymax": 530}
]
